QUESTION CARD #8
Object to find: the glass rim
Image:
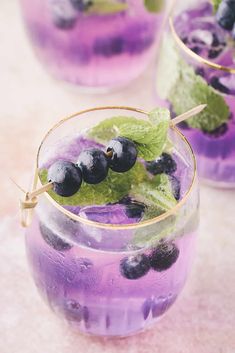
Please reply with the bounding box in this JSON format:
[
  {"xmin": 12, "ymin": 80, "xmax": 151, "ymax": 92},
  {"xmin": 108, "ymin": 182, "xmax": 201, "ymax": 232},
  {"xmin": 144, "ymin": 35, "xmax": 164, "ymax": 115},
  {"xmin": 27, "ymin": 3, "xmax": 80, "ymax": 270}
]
[
  {"xmin": 169, "ymin": 13, "xmax": 235, "ymax": 74},
  {"xmin": 36, "ymin": 105, "xmax": 197, "ymax": 230}
]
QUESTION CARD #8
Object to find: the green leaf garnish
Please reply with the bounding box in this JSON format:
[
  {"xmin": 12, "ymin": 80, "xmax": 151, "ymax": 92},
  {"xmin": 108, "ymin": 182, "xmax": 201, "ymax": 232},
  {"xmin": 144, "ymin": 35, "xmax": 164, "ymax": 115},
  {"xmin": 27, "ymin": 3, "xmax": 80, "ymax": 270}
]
[
  {"xmin": 132, "ymin": 207, "xmax": 198, "ymax": 248},
  {"xmin": 211, "ymin": 0, "xmax": 222, "ymax": 12},
  {"xmin": 132, "ymin": 212, "xmax": 177, "ymax": 247},
  {"xmin": 156, "ymin": 35, "xmax": 180, "ymax": 100},
  {"xmin": 130, "ymin": 174, "xmax": 177, "ymax": 216},
  {"xmin": 40, "ymin": 162, "xmax": 147, "ymax": 206},
  {"xmin": 89, "ymin": 108, "xmax": 170, "ymax": 160},
  {"xmin": 169, "ymin": 62, "xmax": 230, "ymax": 131},
  {"xmin": 144, "ymin": 0, "xmax": 164, "ymax": 13},
  {"xmin": 88, "ymin": 0, "xmax": 128, "ymax": 14},
  {"xmin": 156, "ymin": 34, "xmax": 230, "ymax": 132}
]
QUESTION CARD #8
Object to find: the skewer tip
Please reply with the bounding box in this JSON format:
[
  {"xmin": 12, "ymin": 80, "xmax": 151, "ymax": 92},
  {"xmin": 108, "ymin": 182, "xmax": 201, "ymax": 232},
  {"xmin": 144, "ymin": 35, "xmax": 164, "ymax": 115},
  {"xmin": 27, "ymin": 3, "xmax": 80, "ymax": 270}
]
[{"xmin": 196, "ymin": 104, "xmax": 207, "ymax": 113}]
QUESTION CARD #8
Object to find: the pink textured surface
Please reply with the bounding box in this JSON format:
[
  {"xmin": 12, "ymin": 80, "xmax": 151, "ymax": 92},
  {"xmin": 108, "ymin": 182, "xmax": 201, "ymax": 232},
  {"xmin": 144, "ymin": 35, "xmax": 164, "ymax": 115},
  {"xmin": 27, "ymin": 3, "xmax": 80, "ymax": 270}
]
[{"xmin": 0, "ymin": 1, "xmax": 235, "ymax": 352}]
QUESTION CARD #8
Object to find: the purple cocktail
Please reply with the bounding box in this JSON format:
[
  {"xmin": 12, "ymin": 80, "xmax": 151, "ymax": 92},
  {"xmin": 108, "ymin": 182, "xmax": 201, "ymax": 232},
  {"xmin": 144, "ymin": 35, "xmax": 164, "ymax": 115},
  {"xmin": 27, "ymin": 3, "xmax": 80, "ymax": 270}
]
[
  {"xmin": 19, "ymin": 0, "xmax": 165, "ymax": 90},
  {"xmin": 23, "ymin": 107, "xmax": 199, "ymax": 337},
  {"xmin": 156, "ymin": 0, "xmax": 235, "ymax": 187}
]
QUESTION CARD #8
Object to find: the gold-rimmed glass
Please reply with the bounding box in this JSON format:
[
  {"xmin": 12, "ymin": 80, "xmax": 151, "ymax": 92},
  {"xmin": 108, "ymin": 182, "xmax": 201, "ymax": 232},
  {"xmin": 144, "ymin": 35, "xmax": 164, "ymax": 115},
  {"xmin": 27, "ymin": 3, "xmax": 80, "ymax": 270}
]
[
  {"xmin": 25, "ymin": 106, "xmax": 199, "ymax": 337},
  {"xmin": 156, "ymin": 0, "xmax": 235, "ymax": 188}
]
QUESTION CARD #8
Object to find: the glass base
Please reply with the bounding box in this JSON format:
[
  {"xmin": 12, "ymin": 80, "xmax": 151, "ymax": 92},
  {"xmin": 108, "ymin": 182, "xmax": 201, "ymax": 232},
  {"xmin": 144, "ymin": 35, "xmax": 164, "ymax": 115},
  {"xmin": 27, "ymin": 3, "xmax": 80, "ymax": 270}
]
[
  {"xmin": 49, "ymin": 65, "xmax": 150, "ymax": 95},
  {"xmin": 68, "ymin": 314, "xmax": 164, "ymax": 339},
  {"xmin": 201, "ymin": 178, "xmax": 235, "ymax": 189}
]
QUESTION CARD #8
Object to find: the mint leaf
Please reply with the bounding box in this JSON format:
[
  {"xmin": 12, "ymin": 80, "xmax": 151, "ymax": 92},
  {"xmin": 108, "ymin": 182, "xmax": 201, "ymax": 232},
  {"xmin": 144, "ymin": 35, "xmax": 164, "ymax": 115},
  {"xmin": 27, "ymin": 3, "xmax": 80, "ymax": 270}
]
[
  {"xmin": 88, "ymin": 116, "xmax": 128, "ymax": 143},
  {"xmin": 132, "ymin": 214, "xmax": 177, "ymax": 247},
  {"xmin": 88, "ymin": 0, "xmax": 128, "ymax": 14},
  {"xmin": 132, "ymin": 206, "xmax": 198, "ymax": 248},
  {"xmin": 144, "ymin": 0, "xmax": 164, "ymax": 12},
  {"xmin": 156, "ymin": 34, "xmax": 230, "ymax": 132},
  {"xmin": 39, "ymin": 162, "xmax": 147, "ymax": 206},
  {"xmin": 156, "ymin": 34, "xmax": 180, "ymax": 100},
  {"xmin": 89, "ymin": 108, "xmax": 170, "ymax": 161},
  {"xmin": 147, "ymin": 107, "xmax": 170, "ymax": 156},
  {"xmin": 130, "ymin": 174, "xmax": 177, "ymax": 215},
  {"xmin": 169, "ymin": 61, "xmax": 230, "ymax": 131},
  {"xmin": 211, "ymin": 0, "xmax": 222, "ymax": 12}
]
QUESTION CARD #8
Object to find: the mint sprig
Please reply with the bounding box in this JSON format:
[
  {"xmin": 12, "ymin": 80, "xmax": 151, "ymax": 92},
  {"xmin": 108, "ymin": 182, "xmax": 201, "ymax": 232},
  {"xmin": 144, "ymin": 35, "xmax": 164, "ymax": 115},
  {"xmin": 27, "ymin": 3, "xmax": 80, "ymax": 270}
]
[
  {"xmin": 130, "ymin": 174, "xmax": 177, "ymax": 216},
  {"xmin": 88, "ymin": 0, "xmax": 128, "ymax": 14},
  {"xmin": 169, "ymin": 62, "xmax": 230, "ymax": 131},
  {"xmin": 156, "ymin": 34, "xmax": 230, "ymax": 132},
  {"xmin": 132, "ymin": 207, "xmax": 198, "ymax": 248},
  {"xmin": 144, "ymin": 0, "xmax": 164, "ymax": 13},
  {"xmin": 211, "ymin": 0, "xmax": 222, "ymax": 12},
  {"xmin": 89, "ymin": 108, "xmax": 170, "ymax": 161},
  {"xmin": 40, "ymin": 162, "xmax": 147, "ymax": 206},
  {"xmin": 132, "ymin": 215, "xmax": 177, "ymax": 247}
]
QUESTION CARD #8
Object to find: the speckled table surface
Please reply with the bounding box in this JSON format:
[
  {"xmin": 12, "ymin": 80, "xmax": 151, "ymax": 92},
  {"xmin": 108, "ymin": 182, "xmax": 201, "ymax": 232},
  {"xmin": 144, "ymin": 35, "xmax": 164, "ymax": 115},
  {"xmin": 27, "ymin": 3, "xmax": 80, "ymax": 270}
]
[{"xmin": 0, "ymin": 1, "xmax": 235, "ymax": 352}]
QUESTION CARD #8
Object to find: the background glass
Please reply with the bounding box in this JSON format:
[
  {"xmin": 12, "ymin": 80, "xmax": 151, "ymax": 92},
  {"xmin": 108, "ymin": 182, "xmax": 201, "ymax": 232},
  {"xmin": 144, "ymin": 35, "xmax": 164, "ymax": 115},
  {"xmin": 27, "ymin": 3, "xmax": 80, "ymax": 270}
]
[
  {"xmin": 155, "ymin": 0, "xmax": 235, "ymax": 188},
  {"xmin": 19, "ymin": 0, "xmax": 166, "ymax": 91}
]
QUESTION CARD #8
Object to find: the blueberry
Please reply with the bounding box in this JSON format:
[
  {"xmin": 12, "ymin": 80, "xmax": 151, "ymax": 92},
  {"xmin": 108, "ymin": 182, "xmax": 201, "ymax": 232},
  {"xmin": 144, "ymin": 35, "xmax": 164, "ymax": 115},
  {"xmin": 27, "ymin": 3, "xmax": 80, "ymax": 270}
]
[
  {"xmin": 70, "ymin": 0, "xmax": 93, "ymax": 12},
  {"xmin": 48, "ymin": 160, "xmax": 82, "ymax": 197},
  {"xmin": 119, "ymin": 197, "xmax": 146, "ymax": 219},
  {"xmin": 120, "ymin": 254, "xmax": 150, "ymax": 280},
  {"xmin": 106, "ymin": 137, "xmax": 137, "ymax": 173},
  {"xmin": 39, "ymin": 222, "xmax": 73, "ymax": 251},
  {"xmin": 126, "ymin": 36, "xmax": 153, "ymax": 55},
  {"xmin": 208, "ymin": 48, "xmax": 223, "ymax": 59},
  {"xmin": 168, "ymin": 175, "xmax": 181, "ymax": 201},
  {"xmin": 49, "ymin": 0, "xmax": 77, "ymax": 29},
  {"xmin": 211, "ymin": 33, "xmax": 222, "ymax": 47},
  {"xmin": 216, "ymin": 0, "xmax": 235, "ymax": 30},
  {"xmin": 151, "ymin": 294, "xmax": 177, "ymax": 318},
  {"xmin": 191, "ymin": 46, "xmax": 201, "ymax": 55},
  {"xmin": 142, "ymin": 298, "xmax": 152, "ymax": 320},
  {"xmin": 203, "ymin": 123, "xmax": 228, "ymax": 138},
  {"xmin": 124, "ymin": 200, "xmax": 146, "ymax": 219},
  {"xmin": 149, "ymin": 242, "xmax": 179, "ymax": 272},
  {"xmin": 210, "ymin": 76, "xmax": 230, "ymax": 94},
  {"xmin": 77, "ymin": 148, "xmax": 109, "ymax": 184},
  {"xmin": 145, "ymin": 153, "xmax": 177, "ymax": 175},
  {"xmin": 195, "ymin": 67, "xmax": 205, "ymax": 77},
  {"xmin": 93, "ymin": 37, "xmax": 124, "ymax": 57},
  {"xmin": 64, "ymin": 299, "xmax": 83, "ymax": 321}
]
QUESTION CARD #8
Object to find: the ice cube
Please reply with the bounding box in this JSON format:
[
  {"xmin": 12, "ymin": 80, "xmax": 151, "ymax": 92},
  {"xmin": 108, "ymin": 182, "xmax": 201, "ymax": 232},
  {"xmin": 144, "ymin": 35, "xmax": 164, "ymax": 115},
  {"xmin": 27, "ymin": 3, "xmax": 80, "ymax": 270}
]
[{"xmin": 79, "ymin": 203, "xmax": 143, "ymax": 225}]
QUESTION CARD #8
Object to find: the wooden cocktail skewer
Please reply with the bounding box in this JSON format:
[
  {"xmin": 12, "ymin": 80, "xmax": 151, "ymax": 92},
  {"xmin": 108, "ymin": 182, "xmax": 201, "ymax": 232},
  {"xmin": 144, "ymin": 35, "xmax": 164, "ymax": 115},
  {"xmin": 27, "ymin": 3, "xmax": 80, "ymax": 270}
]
[
  {"xmin": 171, "ymin": 104, "xmax": 207, "ymax": 126},
  {"xmin": 22, "ymin": 104, "xmax": 207, "ymax": 204}
]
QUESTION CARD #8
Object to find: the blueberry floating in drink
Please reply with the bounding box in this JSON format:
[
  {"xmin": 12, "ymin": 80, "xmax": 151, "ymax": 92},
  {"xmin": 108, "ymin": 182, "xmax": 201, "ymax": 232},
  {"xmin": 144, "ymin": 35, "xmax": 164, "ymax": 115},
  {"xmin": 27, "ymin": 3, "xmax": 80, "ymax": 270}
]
[
  {"xmin": 49, "ymin": 0, "xmax": 77, "ymax": 29},
  {"xmin": 70, "ymin": 0, "xmax": 93, "ymax": 12},
  {"xmin": 20, "ymin": 105, "xmax": 201, "ymax": 336},
  {"xmin": 120, "ymin": 254, "xmax": 151, "ymax": 280},
  {"xmin": 145, "ymin": 152, "xmax": 177, "ymax": 175},
  {"xmin": 149, "ymin": 242, "xmax": 180, "ymax": 272},
  {"xmin": 39, "ymin": 222, "xmax": 73, "ymax": 251}
]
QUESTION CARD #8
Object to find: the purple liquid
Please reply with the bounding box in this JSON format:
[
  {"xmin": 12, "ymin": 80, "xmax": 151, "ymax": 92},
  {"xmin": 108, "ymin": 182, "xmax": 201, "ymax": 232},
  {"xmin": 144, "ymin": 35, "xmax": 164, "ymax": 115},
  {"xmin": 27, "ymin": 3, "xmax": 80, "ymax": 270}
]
[
  {"xmin": 25, "ymin": 133, "xmax": 197, "ymax": 337},
  {"xmin": 19, "ymin": 0, "xmax": 162, "ymax": 89},
  {"xmin": 158, "ymin": 1, "xmax": 235, "ymax": 186}
]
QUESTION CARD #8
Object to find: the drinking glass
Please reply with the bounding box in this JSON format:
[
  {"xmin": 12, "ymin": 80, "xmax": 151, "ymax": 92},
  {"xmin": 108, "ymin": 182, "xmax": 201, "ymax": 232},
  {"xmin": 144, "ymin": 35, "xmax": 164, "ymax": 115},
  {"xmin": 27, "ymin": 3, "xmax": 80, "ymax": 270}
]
[
  {"xmin": 155, "ymin": 0, "xmax": 235, "ymax": 187},
  {"xmin": 19, "ymin": 0, "xmax": 166, "ymax": 91},
  {"xmin": 22, "ymin": 106, "xmax": 199, "ymax": 337}
]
